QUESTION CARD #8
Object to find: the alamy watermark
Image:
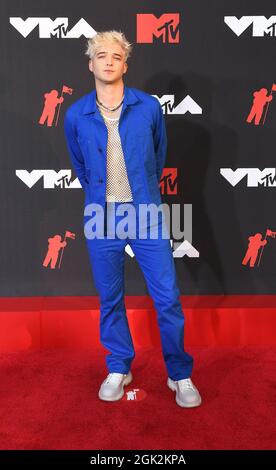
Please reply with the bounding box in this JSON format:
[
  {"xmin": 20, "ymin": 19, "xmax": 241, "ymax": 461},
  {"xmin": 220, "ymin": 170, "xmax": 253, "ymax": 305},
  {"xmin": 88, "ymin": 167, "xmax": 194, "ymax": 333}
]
[{"xmin": 83, "ymin": 202, "xmax": 193, "ymax": 242}]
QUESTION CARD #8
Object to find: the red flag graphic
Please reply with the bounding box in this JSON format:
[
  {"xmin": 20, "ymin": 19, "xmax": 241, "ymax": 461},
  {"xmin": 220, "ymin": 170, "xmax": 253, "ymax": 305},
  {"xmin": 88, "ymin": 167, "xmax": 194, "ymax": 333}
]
[
  {"xmin": 65, "ymin": 230, "xmax": 76, "ymax": 239},
  {"xmin": 62, "ymin": 85, "xmax": 73, "ymax": 95},
  {"xmin": 266, "ymin": 229, "xmax": 276, "ymax": 238}
]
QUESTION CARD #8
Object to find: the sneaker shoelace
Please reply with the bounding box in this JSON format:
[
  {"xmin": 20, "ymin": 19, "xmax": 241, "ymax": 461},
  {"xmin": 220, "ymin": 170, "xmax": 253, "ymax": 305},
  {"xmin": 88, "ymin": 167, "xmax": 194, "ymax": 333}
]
[{"xmin": 104, "ymin": 373, "xmax": 124, "ymax": 384}]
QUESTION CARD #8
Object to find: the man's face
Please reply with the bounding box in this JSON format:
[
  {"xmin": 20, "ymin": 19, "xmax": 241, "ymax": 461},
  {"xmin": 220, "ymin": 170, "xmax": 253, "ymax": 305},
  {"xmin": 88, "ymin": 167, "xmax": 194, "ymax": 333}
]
[{"xmin": 88, "ymin": 42, "xmax": 128, "ymax": 84}]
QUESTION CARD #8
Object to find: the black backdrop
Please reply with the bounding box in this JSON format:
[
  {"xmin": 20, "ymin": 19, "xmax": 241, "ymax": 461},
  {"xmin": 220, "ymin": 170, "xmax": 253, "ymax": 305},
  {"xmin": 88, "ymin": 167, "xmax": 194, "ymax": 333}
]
[{"xmin": 1, "ymin": 0, "xmax": 276, "ymax": 296}]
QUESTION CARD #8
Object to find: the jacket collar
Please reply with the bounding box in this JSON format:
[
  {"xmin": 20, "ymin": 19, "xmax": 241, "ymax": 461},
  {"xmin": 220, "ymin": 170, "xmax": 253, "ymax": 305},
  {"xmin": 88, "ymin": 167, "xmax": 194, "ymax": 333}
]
[{"xmin": 82, "ymin": 84, "xmax": 140, "ymax": 115}]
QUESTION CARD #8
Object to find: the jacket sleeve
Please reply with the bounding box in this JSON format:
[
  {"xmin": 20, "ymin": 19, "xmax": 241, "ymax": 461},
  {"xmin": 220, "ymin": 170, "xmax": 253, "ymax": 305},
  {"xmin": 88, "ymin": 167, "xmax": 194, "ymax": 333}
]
[
  {"xmin": 153, "ymin": 100, "xmax": 167, "ymax": 183},
  {"xmin": 64, "ymin": 109, "xmax": 87, "ymax": 190}
]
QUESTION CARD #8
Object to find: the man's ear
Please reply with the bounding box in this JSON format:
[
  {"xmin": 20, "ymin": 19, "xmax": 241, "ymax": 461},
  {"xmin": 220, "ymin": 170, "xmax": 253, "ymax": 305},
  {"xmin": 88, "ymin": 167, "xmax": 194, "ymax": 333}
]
[
  {"xmin": 88, "ymin": 59, "xmax": 93, "ymax": 73},
  {"xmin": 123, "ymin": 62, "xmax": 128, "ymax": 74}
]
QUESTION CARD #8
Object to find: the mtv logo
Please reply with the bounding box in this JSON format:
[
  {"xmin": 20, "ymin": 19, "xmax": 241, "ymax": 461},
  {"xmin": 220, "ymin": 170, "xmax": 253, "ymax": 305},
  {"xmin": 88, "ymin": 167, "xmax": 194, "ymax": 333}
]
[
  {"xmin": 9, "ymin": 17, "xmax": 96, "ymax": 38},
  {"xmin": 160, "ymin": 168, "xmax": 178, "ymax": 195},
  {"xmin": 152, "ymin": 94, "xmax": 202, "ymax": 115},
  {"xmin": 224, "ymin": 16, "xmax": 276, "ymax": 37},
  {"xmin": 220, "ymin": 168, "xmax": 276, "ymax": 187},
  {"xmin": 137, "ymin": 13, "xmax": 180, "ymax": 43},
  {"xmin": 16, "ymin": 169, "xmax": 81, "ymax": 188}
]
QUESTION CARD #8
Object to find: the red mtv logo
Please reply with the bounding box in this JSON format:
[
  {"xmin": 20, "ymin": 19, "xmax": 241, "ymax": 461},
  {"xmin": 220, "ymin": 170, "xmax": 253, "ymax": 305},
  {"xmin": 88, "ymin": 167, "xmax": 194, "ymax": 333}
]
[
  {"xmin": 137, "ymin": 13, "xmax": 180, "ymax": 43},
  {"xmin": 160, "ymin": 168, "xmax": 178, "ymax": 195}
]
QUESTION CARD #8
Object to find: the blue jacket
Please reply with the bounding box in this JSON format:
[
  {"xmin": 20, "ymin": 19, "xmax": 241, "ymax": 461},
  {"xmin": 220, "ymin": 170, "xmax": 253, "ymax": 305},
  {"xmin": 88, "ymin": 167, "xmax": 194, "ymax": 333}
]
[{"xmin": 64, "ymin": 84, "xmax": 167, "ymax": 209}]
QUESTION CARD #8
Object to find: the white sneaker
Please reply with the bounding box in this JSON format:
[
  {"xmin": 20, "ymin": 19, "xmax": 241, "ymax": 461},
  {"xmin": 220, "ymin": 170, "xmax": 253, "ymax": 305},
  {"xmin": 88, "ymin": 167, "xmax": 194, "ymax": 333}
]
[
  {"xmin": 167, "ymin": 377, "xmax": 202, "ymax": 408},
  {"xmin": 98, "ymin": 371, "xmax": 133, "ymax": 401}
]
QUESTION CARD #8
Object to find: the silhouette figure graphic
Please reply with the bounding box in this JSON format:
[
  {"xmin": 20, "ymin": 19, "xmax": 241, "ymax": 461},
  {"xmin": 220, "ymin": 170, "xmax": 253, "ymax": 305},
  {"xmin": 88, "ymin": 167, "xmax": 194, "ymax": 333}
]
[
  {"xmin": 39, "ymin": 90, "xmax": 64, "ymax": 127},
  {"xmin": 246, "ymin": 88, "xmax": 272, "ymax": 125},
  {"xmin": 242, "ymin": 233, "xmax": 267, "ymax": 268},
  {"xmin": 43, "ymin": 235, "xmax": 67, "ymax": 269},
  {"xmin": 126, "ymin": 390, "xmax": 138, "ymax": 400}
]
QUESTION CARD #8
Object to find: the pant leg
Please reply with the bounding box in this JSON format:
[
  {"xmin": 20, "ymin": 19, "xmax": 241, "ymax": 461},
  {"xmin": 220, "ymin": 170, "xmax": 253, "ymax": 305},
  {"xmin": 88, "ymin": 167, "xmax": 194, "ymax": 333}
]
[
  {"xmin": 83, "ymin": 203, "xmax": 135, "ymax": 374},
  {"xmin": 127, "ymin": 206, "xmax": 193, "ymax": 380}
]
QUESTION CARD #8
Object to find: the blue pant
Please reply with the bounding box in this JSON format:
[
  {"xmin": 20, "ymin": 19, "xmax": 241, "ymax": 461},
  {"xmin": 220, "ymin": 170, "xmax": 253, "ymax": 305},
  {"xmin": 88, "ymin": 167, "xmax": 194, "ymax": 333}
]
[{"xmin": 83, "ymin": 201, "xmax": 193, "ymax": 380}]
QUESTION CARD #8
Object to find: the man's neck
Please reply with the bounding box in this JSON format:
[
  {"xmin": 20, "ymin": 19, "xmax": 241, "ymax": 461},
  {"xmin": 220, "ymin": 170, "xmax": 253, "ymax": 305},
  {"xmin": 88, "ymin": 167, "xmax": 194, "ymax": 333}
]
[{"xmin": 95, "ymin": 81, "xmax": 125, "ymax": 107}]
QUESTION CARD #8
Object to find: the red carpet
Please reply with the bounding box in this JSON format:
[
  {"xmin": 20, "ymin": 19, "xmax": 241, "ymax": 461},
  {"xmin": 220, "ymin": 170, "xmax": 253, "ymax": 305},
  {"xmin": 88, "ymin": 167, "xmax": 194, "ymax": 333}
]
[{"xmin": 0, "ymin": 346, "xmax": 275, "ymax": 450}]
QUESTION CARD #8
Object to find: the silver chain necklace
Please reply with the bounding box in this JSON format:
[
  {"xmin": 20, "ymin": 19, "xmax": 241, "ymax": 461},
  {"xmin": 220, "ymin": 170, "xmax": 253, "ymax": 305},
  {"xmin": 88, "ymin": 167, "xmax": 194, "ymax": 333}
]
[{"xmin": 96, "ymin": 94, "xmax": 124, "ymax": 112}]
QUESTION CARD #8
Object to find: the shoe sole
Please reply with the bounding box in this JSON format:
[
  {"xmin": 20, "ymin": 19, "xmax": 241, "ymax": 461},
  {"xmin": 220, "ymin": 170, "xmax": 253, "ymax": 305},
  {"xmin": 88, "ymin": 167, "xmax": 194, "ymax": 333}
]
[
  {"xmin": 167, "ymin": 378, "xmax": 202, "ymax": 408},
  {"xmin": 98, "ymin": 373, "xmax": 133, "ymax": 402}
]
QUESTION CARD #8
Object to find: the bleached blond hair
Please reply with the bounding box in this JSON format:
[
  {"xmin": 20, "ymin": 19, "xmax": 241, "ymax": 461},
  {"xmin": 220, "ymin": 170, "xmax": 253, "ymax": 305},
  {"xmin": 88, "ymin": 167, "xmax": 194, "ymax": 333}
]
[{"xmin": 84, "ymin": 30, "xmax": 133, "ymax": 62}]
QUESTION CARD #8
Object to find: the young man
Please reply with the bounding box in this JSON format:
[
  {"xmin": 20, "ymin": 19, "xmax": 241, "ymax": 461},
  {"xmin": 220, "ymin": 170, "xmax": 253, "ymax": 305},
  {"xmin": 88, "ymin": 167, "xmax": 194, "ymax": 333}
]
[{"xmin": 64, "ymin": 30, "xmax": 202, "ymax": 408}]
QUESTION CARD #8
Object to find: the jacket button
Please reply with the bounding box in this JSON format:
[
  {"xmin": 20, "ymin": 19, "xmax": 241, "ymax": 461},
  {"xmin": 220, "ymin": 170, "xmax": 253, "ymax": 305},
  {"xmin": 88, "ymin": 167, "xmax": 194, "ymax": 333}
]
[
  {"xmin": 98, "ymin": 178, "xmax": 103, "ymax": 183},
  {"xmin": 98, "ymin": 148, "xmax": 102, "ymax": 153}
]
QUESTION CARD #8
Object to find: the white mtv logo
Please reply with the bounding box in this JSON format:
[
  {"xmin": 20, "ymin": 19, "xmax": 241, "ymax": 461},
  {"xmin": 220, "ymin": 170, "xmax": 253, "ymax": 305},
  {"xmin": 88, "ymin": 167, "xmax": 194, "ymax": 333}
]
[
  {"xmin": 152, "ymin": 95, "xmax": 202, "ymax": 115},
  {"xmin": 224, "ymin": 16, "xmax": 276, "ymax": 37},
  {"xmin": 16, "ymin": 170, "xmax": 81, "ymax": 188},
  {"xmin": 220, "ymin": 168, "xmax": 276, "ymax": 187},
  {"xmin": 9, "ymin": 17, "xmax": 96, "ymax": 38},
  {"xmin": 126, "ymin": 239, "xmax": 199, "ymax": 258}
]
